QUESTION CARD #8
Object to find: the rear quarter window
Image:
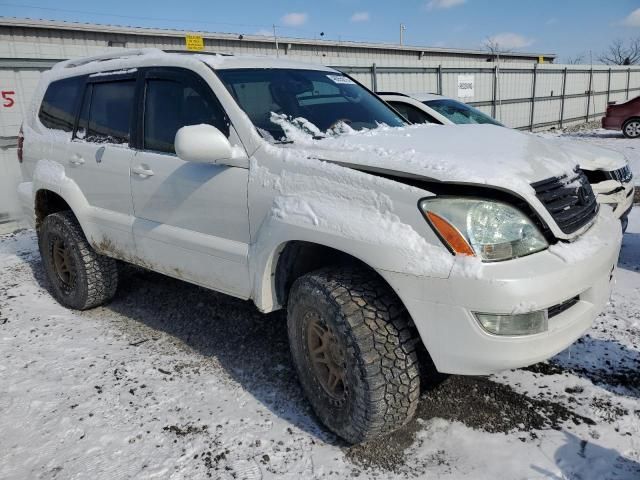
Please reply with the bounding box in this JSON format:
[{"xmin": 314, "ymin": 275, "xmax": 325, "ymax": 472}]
[{"xmin": 38, "ymin": 76, "xmax": 85, "ymax": 132}]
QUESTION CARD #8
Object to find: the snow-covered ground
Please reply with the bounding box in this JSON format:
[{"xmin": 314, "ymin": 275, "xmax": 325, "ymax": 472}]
[
  {"xmin": 539, "ymin": 128, "xmax": 640, "ymax": 185},
  {"xmin": 1, "ymin": 188, "xmax": 639, "ymax": 478}
]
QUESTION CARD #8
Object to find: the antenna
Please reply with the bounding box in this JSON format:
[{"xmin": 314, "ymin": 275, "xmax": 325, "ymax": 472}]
[{"xmin": 400, "ymin": 24, "xmax": 406, "ymax": 46}]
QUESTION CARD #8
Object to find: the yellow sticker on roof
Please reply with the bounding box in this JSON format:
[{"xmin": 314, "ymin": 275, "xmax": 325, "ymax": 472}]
[{"xmin": 185, "ymin": 35, "xmax": 204, "ymax": 51}]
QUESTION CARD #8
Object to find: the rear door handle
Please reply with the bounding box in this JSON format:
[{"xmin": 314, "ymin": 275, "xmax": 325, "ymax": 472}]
[
  {"xmin": 131, "ymin": 165, "xmax": 154, "ymax": 177},
  {"xmin": 69, "ymin": 154, "xmax": 85, "ymax": 166}
]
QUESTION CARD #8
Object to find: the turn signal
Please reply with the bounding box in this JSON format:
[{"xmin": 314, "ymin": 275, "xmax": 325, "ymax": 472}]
[{"xmin": 425, "ymin": 211, "xmax": 475, "ymax": 256}]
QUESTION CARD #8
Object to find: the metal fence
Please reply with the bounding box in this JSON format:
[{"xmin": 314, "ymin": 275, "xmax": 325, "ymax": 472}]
[{"xmin": 336, "ymin": 63, "xmax": 640, "ymax": 131}]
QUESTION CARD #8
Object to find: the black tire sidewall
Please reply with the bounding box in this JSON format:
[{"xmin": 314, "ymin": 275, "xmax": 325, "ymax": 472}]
[
  {"xmin": 622, "ymin": 119, "xmax": 640, "ymax": 139},
  {"xmin": 39, "ymin": 214, "xmax": 90, "ymax": 310},
  {"xmin": 287, "ymin": 277, "xmax": 366, "ymax": 443}
]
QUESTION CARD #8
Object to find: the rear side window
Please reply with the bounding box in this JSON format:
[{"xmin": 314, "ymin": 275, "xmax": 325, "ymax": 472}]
[
  {"xmin": 38, "ymin": 76, "xmax": 84, "ymax": 132},
  {"xmin": 77, "ymin": 80, "xmax": 136, "ymax": 144},
  {"xmin": 143, "ymin": 77, "xmax": 228, "ymax": 154}
]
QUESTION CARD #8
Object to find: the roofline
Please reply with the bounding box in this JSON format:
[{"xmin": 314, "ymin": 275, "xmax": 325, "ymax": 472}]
[{"xmin": 0, "ymin": 16, "xmax": 557, "ymax": 60}]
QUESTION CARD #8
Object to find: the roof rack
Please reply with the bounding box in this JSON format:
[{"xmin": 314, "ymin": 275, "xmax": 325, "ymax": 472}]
[
  {"xmin": 163, "ymin": 49, "xmax": 234, "ymax": 57},
  {"xmin": 52, "ymin": 48, "xmax": 164, "ymax": 70}
]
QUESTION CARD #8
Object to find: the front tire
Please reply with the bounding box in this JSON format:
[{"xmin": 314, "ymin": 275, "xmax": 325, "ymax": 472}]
[
  {"xmin": 287, "ymin": 267, "xmax": 421, "ymax": 443},
  {"xmin": 622, "ymin": 118, "xmax": 640, "ymax": 139},
  {"xmin": 39, "ymin": 211, "xmax": 118, "ymax": 310}
]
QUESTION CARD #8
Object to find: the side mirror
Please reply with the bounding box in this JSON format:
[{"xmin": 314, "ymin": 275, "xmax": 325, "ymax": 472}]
[{"xmin": 174, "ymin": 124, "xmax": 247, "ymax": 168}]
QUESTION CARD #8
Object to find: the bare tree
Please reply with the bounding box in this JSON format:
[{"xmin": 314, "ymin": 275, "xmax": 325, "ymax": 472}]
[
  {"xmin": 483, "ymin": 37, "xmax": 512, "ymax": 60},
  {"xmin": 564, "ymin": 53, "xmax": 585, "ymax": 65},
  {"xmin": 599, "ymin": 38, "xmax": 640, "ymax": 65}
]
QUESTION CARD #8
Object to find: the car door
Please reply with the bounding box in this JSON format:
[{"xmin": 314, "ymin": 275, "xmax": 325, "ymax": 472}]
[
  {"xmin": 66, "ymin": 73, "xmax": 137, "ymax": 255},
  {"xmin": 130, "ymin": 67, "xmax": 251, "ymax": 298}
]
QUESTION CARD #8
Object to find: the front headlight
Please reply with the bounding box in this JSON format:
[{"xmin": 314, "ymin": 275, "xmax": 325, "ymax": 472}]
[{"xmin": 420, "ymin": 198, "xmax": 548, "ymax": 262}]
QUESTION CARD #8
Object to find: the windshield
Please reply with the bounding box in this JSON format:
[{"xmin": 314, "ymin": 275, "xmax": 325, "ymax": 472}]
[
  {"xmin": 426, "ymin": 99, "xmax": 503, "ymax": 126},
  {"xmin": 216, "ymin": 68, "xmax": 406, "ymax": 141}
]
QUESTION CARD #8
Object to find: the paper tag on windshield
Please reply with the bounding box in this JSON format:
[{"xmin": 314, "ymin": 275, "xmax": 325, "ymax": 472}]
[{"xmin": 327, "ymin": 75, "xmax": 355, "ymax": 85}]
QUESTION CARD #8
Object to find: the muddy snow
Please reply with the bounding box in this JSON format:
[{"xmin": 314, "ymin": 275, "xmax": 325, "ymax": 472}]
[{"xmin": 1, "ymin": 162, "xmax": 639, "ymax": 478}]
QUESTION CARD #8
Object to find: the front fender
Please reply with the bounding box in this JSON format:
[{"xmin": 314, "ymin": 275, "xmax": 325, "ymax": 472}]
[{"xmin": 247, "ymin": 154, "xmax": 457, "ymax": 312}]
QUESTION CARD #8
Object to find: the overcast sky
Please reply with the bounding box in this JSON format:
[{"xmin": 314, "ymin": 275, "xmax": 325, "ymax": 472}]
[{"xmin": 2, "ymin": 0, "xmax": 640, "ymax": 61}]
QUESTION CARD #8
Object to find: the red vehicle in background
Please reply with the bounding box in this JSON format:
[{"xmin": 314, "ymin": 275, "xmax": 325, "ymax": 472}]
[{"xmin": 603, "ymin": 96, "xmax": 640, "ymax": 138}]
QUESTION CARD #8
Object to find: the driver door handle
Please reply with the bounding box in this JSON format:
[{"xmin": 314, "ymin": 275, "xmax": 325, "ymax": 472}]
[{"xmin": 131, "ymin": 165, "xmax": 154, "ymax": 177}]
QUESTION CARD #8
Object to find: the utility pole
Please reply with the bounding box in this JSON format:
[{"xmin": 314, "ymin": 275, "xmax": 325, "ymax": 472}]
[
  {"xmin": 273, "ymin": 24, "xmax": 279, "ymax": 57},
  {"xmin": 400, "ymin": 24, "xmax": 406, "ymax": 45}
]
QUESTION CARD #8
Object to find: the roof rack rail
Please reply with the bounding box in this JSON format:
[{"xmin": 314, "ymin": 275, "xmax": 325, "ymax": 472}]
[
  {"xmin": 52, "ymin": 48, "xmax": 164, "ymax": 70},
  {"xmin": 163, "ymin": 49, "xmax": 234, "ymax": 57}
]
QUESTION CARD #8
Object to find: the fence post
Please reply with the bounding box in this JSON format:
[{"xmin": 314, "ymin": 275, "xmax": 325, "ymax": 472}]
[
  {"xmin": 585, "ymin": 66, "xmax": 593, "ymax": 123},
  {"xmin": 606, "ymin": 68, "xmax": 612, "ymax": 106},
  {"xmin": 627, "ymin": 67, "xmax": 631, "ymax": 100},
  {"xmin": 529, "ymin": 64, "xmax": 538, "ymax": 132},
  {"xmin": 371, "ymin": 63, "xmax": 378, "ymax": 92},
  {"xmin": 559, "ymin": 67, "xmax": 568, "ymax": 129},
  {"xmin": 437, "ymin": 64, "xmax": 443, "ymax": 95},
  {"xmin": 492, "ymin": 65, "xmax": 498, "ymax": 118}
]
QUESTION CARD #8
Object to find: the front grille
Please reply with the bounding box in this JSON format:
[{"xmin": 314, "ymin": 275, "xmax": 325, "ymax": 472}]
[
  {"xmin": 548, "ymin": 296, "xmax": 579, "ymax": 319},
  {"xmin": 531, "ymin": 169, "xmax": 598, "ymax": 234},
  {"xmin": 606, "ymin": 165, "xmax": 633, "ymax": 184}
]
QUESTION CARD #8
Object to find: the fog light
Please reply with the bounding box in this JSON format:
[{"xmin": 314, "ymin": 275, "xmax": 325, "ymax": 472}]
[{"xmin": 474, "ymin": 310, "xmax": 548, "ymax": 336}]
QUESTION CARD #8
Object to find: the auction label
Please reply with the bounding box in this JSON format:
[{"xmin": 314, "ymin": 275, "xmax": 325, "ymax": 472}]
[{"xmin": 457, "ymin": 75, "xmax": 474, "ymax": 98}]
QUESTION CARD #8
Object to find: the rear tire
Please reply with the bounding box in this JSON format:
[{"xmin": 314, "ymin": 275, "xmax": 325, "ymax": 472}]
[
  {"xmin": 39, "ymin": 211, "xmax": 118, "ymax": 310},
  {"xmin": 622, "ymin": 118, "xmax": 640, "ymax": 139},
  {"xmin": 287, "ymin": 267, "xmax": 421, "ymax": 443}
]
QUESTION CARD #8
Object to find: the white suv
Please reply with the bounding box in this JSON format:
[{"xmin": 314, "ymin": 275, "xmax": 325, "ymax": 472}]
[{"xmin": 18, "ymin": 49, "xmax": 622, "ymax": 443}]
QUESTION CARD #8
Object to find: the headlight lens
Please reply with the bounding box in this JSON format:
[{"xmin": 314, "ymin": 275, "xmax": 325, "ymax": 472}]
[{"xmin": 420, "ymin": 198, "xmax": 548, "ymax": 261}]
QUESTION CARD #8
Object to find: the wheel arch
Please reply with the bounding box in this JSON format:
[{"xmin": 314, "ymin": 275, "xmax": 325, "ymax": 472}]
[
  {"xmin": 34, "ymin": 189, "xmax": 72, "ymax": 229},
  {"xmin": 255, "ymin": 239, "xmax": 406, "ymax": 314}
]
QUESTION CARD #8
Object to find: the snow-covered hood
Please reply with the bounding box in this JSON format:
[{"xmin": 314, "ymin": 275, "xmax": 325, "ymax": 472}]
[
  {"xmin": 277, "ymin": 124, "xmax": 589, "ymax": 198},
  {"xmin": 544, "ymin": 137, "xmax": 628, "ymax": 172}
]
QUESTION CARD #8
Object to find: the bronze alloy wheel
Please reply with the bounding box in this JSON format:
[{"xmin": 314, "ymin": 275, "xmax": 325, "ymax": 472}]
[
  {"xmin": 38, "ymin": 212, "xmax": 118, "ymax": 310},
  {"xmin": 287, "ymin": 267, "xmax": 421, "ymax": 443},
  {"xmin": 305, "ymin": 311, "xmax": 348, "ymax": 403},
  {"xmin": 50, "ymin": 235, "xmax": 76, "ymax": 292}
]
